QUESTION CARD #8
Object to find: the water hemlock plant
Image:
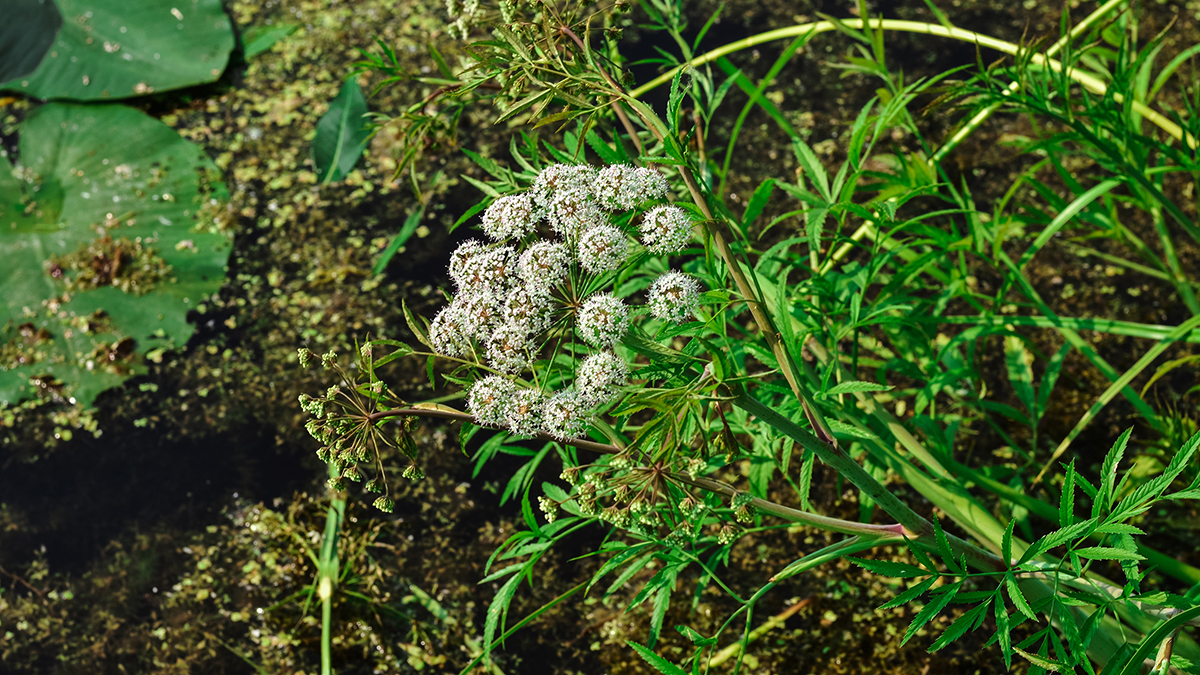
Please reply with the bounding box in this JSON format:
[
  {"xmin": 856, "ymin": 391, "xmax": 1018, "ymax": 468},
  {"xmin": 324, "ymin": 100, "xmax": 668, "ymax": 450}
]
[
  {"xmin": 300, "ymin": 0, "xmax": 1200, "ymax": 672},
  {"xmin": 0, "ymin": 102, "xmax": 232, "ymax": 407}
]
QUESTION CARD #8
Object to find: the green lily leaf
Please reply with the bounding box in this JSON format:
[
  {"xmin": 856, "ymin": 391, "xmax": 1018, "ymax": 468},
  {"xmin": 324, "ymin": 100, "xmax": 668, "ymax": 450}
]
[
  {"xmin": 1, "ymin": 0, "xmax": 234, "ymax": 100},
  {"xmin": 0, "ymin": 102, "xmax": 231, "ymax": 406},
  {"xmin": 0, "ymin": 0, "xmax": 63, "ymax": 84}
]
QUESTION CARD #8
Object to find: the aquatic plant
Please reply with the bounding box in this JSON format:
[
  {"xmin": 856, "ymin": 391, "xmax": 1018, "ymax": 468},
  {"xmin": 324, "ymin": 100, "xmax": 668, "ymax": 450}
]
[
  {"xmin": 300, "ymin": 0, "xmax": 1200, "ymax": 672},
  {"xmin": 1, "ymin": 103, "xmax": 232, "ymax": 407},
  {"xmin": 0, "ymin": 0, "xmax": 235, "ymax": 100}
]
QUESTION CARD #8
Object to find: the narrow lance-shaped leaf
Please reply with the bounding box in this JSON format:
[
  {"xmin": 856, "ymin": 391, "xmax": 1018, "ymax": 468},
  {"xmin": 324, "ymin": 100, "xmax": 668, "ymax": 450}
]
[{"xmin": 313, "ymin": 77, "xmax": 372, "ymax": 184}]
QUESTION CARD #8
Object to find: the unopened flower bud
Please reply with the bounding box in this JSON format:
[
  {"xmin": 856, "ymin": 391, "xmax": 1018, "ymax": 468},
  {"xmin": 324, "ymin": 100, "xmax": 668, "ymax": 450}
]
[
  {"xmin": 365, "ymin": 478, "xmax": 385, "ymax": 493},
  {"xmin": 342, "ymin": 466, "xmax": 363, "ymax": 483},
  {"xmin": 328, "ymin": 476, "xmax": 346, "ymax": 491},
  {"xmin": 560, "ymin": 466, "xmax": 580, "ymax": 486},
  {"xmin": 373, "ymin": 496, "xmax": 395, "ymax": 513},
  {"xmin": 718, "ymin": 524, "xmax": 738, "ymax": 545},
  {"xmin": 297, "ymin": 348, "xmax": 314, "ymax": 368},
  {"xmin": 403, "ymin": 465, "xmax": 424, "ymax": 481},
  {"xmin": 538, "ymin": 495, "xmax": 559, "ymax": 523}
]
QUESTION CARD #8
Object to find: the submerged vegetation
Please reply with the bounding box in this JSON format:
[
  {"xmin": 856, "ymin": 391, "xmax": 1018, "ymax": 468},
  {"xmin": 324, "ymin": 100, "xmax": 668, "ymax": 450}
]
[{"xmin": 3, "ymin": 0, "xmax": 1200, "ymax": 673}]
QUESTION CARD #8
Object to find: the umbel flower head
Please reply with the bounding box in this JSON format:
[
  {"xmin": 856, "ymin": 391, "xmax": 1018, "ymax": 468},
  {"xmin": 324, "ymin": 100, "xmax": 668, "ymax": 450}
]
[
  {"xmin": 481, "ymin": 194, "xmax": 539, "ymax": 241},
  {"xmin": 531, "ymin": 164, "xmax": 597, "ymax": 208},
  {"xmin": 648, "ymin": 271, "xmax": 702, "ymax": 323},
  {"xmin": 485, "ymin": 321, "xmax": 533, "ymax": 374},
  {"xmin": 505, "ymin": 388, "xmax": 546, "ymax": 438},
  {"xmin": 430, "ymin": 301, "xmax": 472, "ymax": 357},
  {"xmin": 517, "ymin": 240, "xmax": 570, "ymax": 292},
  {"xmin": 577, "ymin": 224, "xmax": 629, "ymax": 274},
  {"xmin": 504, "ymin": 285, "xmax": 553, "ymax": 333},
  {"xmin": 577, "ymin": 293, "xmax": 630, "ymax": 347},
  {"xmin": 639, "ymin": 205, "xmax": 694, "ymax": 254},
  {"xmin": 577, "ymin": 351, "xmax": 628, "ymax": 405},
  {"xmin": 593, "ymin": 164, "xmax": 670, "ymax": 210},
  {"xmin": 542, "ymin": 388, "xmax": 591, "ymax": 439},
  {"xmin": 468, "ymin": 376, "xmax": 516, "ymax": 427}
]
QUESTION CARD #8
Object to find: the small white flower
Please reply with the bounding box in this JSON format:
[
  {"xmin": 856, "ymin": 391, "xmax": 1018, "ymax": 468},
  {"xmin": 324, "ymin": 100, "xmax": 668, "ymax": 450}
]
[
  {"xmin": 468, "ymin": 376, "xmax": 516, "ymax": 427},
  {"xmin": 548, "ymin": 193, "xmax": 607, "ymax": 240},
  {"xmin": 451, "ymin": 242, "xmax": 517, "ymax": 295},
  {"xmin": 639, "ymin": 205, "xmax": 694, "ymax": 254},
  {"xmin": 458, "ymin": 292, "xmax": 504, "ymax": 339},
  {"xmin": 594, "ymin": 165, "xmax": 670, "ymax": 210},
  {"xmin": 577, "ymin": 351, "xmax": 628, "ymax": 405},
  {"xmin": 430, "ymin": 300, "xmax": 472, "ymax": 357},
  {"xmin": 577, "ymin": 293, "xmax": 630, "ymax": 347},
  {"xmin": 518, "ymin": 240, "xmax": 570, "ymax": 291},
  {"xmin": 577, "ymin": 225, "xmax": 628, "ymax": 274},
  {"xmin": 648, "ymin": 271, "xmax": 702, "ymax": 323},
  {"xmin": 505, "ymin": 388, "xmax": 546, "ymax": 437},
  {"xmin": 504, "ymin": 285, "xmax": 554, "ymax": 334},
  {"xmin": 541, "ymin": 389, "xmax": 591, "ymax": 439},
  {"xmin": 485, "ymin": 321, "xmax": 534, "ymax": 374},
  {"xmin": 481, "ymin": 194, "xmax": 539, "ymax": 241},
  {"xmin": 448, "ymin": 239, "xmax": 488, "ymax": 288},
  {"xmin": 531, "ymin": 164, "xmax": 597, "ymax": 208}
]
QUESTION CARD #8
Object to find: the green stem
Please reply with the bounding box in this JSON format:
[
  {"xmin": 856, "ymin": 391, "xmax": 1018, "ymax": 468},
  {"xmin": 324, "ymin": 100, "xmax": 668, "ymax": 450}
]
[
  {"xmin": 628, "ymin": 17, "xmax": 1193, "ymax": 148},
  {"xmin": 320, "ymin": 463, "xmax": 346, "ymax": 675}
]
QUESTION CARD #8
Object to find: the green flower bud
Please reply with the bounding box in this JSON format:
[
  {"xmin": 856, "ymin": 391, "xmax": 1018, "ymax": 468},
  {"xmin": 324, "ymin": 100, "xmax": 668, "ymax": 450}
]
[
  {"xmin": 373, "ymin": 496, "xmax": 395, "ymax": 513},
  {"xmin": 342, "ymin": 466, "xmax": 363, "ymax": 483},
  {"xmin": 402, "ymin": 465, "xmax": 424, "ymax": 481},
  {"xmin": 328, "ymin": 476, "xmax": 346, "ymax": 491},
  {"xmin": 735, "ymin": 505, "xmax": 754, "ymax": 524},
  {"xmin": 560, "ymin": 467, "xmax": 580, "ymax": 486},
  {"xmin": 316, "ymin": 446, "xmax": 333, "ymax": 463},
  {"xmin": 537, "ymin": 495, "xmax": 559, "ymax": 524},
  {"xmin": 718, "ymin": 524, "xmax": 738, "ymax": 546},
  {"xmin": 731, "ymin": 492, "xmax": 754, "ymax": 509},
  {"xmin": 365, "ymin": 478, "xmax": 385, "ymax": 494},
  {"xmin": 321, "ymin": 351, "xmax": 337, "ymax": 369},
  {"xmin": 297, "ymin": 348, "xmax": 314, "ymax": 368}
]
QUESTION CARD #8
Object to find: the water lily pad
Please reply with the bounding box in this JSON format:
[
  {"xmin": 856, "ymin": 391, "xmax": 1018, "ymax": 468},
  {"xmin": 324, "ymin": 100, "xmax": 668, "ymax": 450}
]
[
  {"xmin": 0, "ymin": 0, "xmax": 234, "ymax": 101},
  {"xmin": 0, "ymin": 0, "xmax": 63, "ymax": 85},
  {"xmin": 0, "ymin": 102, "xmax": 231, "ymax": 406}
]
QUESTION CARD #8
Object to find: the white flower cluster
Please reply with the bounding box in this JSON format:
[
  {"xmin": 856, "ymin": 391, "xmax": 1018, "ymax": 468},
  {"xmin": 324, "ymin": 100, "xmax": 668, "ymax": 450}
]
[
  {"xmin": 435, "ymin": 161, "xmax": 696, "ymax": 440},
  {"xmin": 648, "ymin": 271, "xmax": 702, "ymax": 323}
]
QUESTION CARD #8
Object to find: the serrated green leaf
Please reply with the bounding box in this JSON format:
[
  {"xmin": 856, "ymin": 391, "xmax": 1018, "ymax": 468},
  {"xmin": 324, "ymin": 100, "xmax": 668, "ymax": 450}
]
[
  {"xmin": 626, "ymin": 640, "xmax": 687, "ymax": 675},
  {"xmin": 929, "ymin": 601, "xmax": 989, "ymax": 652},
  {"xmin": 1074, "ymin": 547, "xmax": 1145, "ymax": 561},
  {"xmin": 1006, "ymin": 575, "xmax": 1037, "ymax": 621},
  {"xmin": 848, "ymin": 557, "xmax": 928, "ymax": 578},
  {"xmin": 821, "ymin": 380, "xmax": 894, "ymax": 397},
  {"xmin": 879, "ymin": 575, "xmax": 937, "ymax": 610},
  {"xmin": 903, "ymin": 581, "xmax": 962, "ymax": 645}
]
